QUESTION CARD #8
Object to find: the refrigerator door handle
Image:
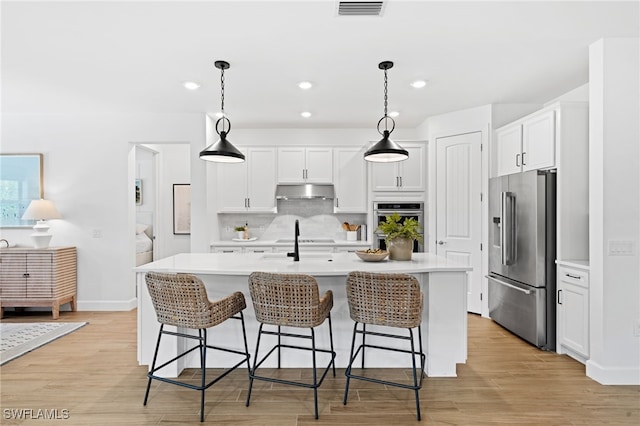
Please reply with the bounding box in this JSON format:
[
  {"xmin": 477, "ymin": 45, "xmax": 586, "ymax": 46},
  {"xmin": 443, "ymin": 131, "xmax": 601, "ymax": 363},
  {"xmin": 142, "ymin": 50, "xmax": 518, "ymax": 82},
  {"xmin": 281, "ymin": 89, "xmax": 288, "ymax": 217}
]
[
  {"xmin": 500, "ymin": 191, "xmax": 516, "ymax": 265},
  {"xmin": 487, "ymin": 275, "xmax": 532, "ymax": 295}
]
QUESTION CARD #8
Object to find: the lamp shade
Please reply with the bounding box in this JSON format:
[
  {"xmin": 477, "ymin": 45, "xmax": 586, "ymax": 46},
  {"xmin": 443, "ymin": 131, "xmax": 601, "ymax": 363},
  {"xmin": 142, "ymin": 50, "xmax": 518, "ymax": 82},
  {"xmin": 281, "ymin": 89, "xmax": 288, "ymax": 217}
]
[
  {"xmin": 21, "ymin": 199, "xmax": 62, "ymax": 220},
  {"xmin": 364, "ymin": 131, "xmax": 409, "ymax": 162},
  {"xmin": 199, "ymin": 131, "xmax": 245, "ymax": 163}
]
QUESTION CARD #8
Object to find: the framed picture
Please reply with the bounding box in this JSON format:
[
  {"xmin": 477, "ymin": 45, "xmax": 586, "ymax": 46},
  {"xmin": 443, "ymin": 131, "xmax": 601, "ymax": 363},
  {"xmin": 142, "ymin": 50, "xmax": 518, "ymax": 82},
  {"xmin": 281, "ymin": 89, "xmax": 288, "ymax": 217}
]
[
  {"xmin": 172, "ymin": 184, "xmax": 191, "ymax": 235},
  {"xmin": 135, "ymin": 179, "xmax": 142, "ymax": 206},
  {"xmin": 0, "ymin": 153, "xmax": 44, "ymax": 227}
]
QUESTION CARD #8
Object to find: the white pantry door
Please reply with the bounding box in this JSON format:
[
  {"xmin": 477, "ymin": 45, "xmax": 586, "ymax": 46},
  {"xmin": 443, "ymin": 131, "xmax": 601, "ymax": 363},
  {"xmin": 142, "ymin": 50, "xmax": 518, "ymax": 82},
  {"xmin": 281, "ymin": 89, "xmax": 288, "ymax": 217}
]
[{"xmin": 436, "ymin": 132, "xmax": 482, "ymax": 314}]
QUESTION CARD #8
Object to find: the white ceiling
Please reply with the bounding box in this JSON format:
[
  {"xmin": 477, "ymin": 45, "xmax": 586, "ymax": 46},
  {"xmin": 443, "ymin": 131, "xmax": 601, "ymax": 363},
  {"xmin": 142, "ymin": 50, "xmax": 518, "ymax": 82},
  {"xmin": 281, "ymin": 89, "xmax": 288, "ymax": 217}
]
[{"xmin": 2, "ymin": 1, "xmax": 638, "ymax": 129}]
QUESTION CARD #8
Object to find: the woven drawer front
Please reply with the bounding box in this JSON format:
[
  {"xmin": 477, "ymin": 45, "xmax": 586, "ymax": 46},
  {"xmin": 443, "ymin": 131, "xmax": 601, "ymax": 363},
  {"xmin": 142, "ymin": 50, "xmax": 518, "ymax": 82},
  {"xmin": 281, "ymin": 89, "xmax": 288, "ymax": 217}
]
[
  {"xmin": 0, "ymin": 253, "xmax": 28, "ymax": 298},
  {"xmin": 25, "ymin": 253, "xmax": 54, "ymax": 298}
]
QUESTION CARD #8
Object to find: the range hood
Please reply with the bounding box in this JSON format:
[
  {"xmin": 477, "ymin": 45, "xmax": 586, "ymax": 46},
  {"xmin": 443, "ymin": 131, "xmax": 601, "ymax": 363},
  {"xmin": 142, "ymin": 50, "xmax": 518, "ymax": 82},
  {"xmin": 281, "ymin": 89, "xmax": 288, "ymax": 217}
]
[{"xmin": 275, "ymin": 184, "xmax": 335, "ymax": 200}]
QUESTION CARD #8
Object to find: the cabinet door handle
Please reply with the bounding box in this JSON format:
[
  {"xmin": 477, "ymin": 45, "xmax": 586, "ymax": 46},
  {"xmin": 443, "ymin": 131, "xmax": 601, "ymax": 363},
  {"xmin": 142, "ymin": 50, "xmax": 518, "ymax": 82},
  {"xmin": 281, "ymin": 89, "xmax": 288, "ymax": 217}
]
[
  {"xmin": 557, "ymin": 289, "xmax": 562, "ymax": 305},
  {"xmin": 565, "ymin": 273, "xmax": 582, "ymax": 280},
  {"xmin": 515, "ymin": 153, "xmax": 521, "ymax": 167},
  {"xmin": 399, "ymin": 176, "xmax": 403, "ymax": 187},
  {"xmin": 247, "ymin": 198, "xmax": 250, "ymax": 208},
  {"xmin": 336, "ymin": 198, "xmax": 339, "ymax": 208},
  {"xmin": 23, "ymin": 273, "xmax": 30, "ymax": 278},
  {"xmin": 522, "ymin": 152, "xmax": 527, "ymax": 166},
  {"xmin": 395, "ymin": 176, "xmax": 399, "ymax": 187}
]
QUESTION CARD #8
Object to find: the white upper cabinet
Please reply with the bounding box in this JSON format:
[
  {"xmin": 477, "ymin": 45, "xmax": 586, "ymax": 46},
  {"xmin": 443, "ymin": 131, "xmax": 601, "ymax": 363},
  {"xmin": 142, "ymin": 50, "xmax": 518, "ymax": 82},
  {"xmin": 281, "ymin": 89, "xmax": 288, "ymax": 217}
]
[
  {"xmin": 495, "ymin": 109, "xmax": 556, "ymax": 177},
  {"xmin": 277, "ymin": 147, "xmax": 333, "ymax": 183},
  {"xmin": 371, "ymin": 143, "xmax": 425, "ymax": 191},
  {"xmin": 217, "ymin": 147, "xmax": 277, "ymax": 213},
  {"xmin": 495, "ymin": 124, "xmax": 523, "ymax": 176},
  {"xmin": 333, "ymin": 147, "xmax": 367, "ymax": 213},
  {"xmin": 522, "ymin": 110, "xmax": 556, "ymax": 171}
]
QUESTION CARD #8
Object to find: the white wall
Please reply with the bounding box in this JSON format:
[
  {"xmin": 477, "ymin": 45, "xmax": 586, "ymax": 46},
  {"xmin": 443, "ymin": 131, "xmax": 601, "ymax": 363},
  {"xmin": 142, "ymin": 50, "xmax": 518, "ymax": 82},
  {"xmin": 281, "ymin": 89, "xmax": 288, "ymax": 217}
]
[
  {"xmin": 1, "ymin": 113, "xmax": 206, "ymax": 310},
  {"xmin": 587, "ymin": 38, "xmax": 640, "ymax": 385}
]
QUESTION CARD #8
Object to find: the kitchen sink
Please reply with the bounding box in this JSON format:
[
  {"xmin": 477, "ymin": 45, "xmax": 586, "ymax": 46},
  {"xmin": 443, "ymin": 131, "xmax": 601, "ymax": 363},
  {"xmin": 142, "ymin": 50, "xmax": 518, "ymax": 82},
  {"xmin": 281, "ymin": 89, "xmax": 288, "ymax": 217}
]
[
  {"xmin": 261, "ymin": 252, "xmax": 334, "ymax": 260},
  {"xmin": 275, "ymin": 238, "xmax": 335, "ymax": 243}
]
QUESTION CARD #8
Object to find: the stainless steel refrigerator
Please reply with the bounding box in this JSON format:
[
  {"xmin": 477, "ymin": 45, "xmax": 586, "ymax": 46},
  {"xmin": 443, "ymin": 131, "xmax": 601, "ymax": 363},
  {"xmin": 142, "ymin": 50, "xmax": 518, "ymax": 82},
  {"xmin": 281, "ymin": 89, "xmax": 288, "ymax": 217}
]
[{"xmin": 488, "ymin": 170, "xmax": 556, "ymax": 350}]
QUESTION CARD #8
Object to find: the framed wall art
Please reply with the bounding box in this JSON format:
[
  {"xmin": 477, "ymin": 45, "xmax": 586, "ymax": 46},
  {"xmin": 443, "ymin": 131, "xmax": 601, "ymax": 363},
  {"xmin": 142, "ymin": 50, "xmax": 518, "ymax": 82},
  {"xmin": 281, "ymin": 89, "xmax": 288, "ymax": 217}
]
[
  {"xmin": 135, "ymin": 179, "xmax": 142, "ymax": 206},
  {"xmin": 172, "ymin": 184, "xmax": 191, "ymax": 235},
  {"xmin": 0, "ymin": 153, "xmax": 44, "ymax": 227}
]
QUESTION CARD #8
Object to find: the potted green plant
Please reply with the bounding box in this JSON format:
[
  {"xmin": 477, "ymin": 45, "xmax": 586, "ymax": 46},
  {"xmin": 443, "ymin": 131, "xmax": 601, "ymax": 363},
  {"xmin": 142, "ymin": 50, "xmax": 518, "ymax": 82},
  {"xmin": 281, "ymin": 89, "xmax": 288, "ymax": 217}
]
[
  {"xmin": 234, "ymin": 225, "xmax": 246, "ymax": 240},
  {"xmin": 375, "ymin": 212, "xmax": 423, "ymax": 260}
]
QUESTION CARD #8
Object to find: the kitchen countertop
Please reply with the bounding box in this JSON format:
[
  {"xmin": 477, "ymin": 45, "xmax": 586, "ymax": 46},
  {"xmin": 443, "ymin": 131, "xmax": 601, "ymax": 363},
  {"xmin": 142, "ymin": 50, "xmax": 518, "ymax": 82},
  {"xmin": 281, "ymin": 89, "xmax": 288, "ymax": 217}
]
[
  {"xmin": 135, "ymin": 251, "xmax": 471, "ymax": 276},
  {"xmin": 556, "ymin": 259, "xmax": 590, "ymax": 270}
]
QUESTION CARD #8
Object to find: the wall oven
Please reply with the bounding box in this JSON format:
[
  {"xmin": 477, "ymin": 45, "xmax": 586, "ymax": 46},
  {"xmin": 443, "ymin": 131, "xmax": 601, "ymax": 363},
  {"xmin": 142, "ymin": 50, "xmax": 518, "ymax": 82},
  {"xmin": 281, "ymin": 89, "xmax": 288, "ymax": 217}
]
[{"xmin": 373, "ymin": 201, "xmax": 425, "ymax": 252}]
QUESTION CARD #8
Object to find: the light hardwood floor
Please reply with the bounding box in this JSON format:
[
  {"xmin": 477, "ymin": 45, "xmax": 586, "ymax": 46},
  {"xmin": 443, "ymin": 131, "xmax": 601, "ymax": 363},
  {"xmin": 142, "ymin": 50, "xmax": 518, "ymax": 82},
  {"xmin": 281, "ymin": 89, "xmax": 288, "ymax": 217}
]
[{"xmin": 0, "ymin": 309, "xmax": 638, "ymax": 425}]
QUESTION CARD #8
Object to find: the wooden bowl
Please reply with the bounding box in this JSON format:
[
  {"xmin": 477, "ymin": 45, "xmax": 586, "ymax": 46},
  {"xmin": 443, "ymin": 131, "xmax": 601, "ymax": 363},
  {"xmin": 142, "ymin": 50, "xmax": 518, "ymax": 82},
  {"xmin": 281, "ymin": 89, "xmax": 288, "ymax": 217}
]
[{"xmin": 355, "ymin": 250, "xmax": 389, "ymax": 262}]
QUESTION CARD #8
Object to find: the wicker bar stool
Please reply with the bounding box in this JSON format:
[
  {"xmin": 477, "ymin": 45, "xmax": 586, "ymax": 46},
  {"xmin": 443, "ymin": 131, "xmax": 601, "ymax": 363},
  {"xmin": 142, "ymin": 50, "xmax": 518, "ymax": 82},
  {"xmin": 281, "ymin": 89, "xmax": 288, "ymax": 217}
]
[
  {"xmin": 246, "ymin": 272, "xmax": 336, "ymax": 419},
  {"xmin": 343, "ymin": 271, "xmax": 426, "ymax": 421},
  {"xmin": 143, "ymin": 272, "xmax": 250, "ymax": 422}
]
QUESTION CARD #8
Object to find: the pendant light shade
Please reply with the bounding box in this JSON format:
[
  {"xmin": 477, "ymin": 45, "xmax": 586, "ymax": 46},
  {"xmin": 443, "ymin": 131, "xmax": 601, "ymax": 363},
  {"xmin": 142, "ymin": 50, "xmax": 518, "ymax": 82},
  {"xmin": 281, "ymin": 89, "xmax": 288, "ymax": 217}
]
[
  {"xmin": 364, "ymin": 61, "xmax": 408, "ymax": 163},
  {"xmin": 200, "ymin": 60, "xmax": 245, "ymax": 163}
]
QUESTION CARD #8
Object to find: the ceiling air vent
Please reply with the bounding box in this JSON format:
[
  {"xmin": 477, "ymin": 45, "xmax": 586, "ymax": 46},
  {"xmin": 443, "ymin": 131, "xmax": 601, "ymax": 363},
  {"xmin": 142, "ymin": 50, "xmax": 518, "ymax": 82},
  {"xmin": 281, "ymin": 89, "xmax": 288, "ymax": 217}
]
[{"xmin": 337, "ymin": 1, "xmax": 385, "ymax": 17}]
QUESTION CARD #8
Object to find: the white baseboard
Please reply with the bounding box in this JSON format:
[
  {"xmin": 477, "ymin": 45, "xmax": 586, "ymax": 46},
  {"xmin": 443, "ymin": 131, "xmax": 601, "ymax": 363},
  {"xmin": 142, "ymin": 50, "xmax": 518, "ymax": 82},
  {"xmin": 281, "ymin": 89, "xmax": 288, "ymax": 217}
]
[
  {"xmin": 586, "ymin": 359, "xmax": 640, "ymax": 385},
  {"xmin": 77, "ymin": 298, "xmax": 137, "ymax": 311}
]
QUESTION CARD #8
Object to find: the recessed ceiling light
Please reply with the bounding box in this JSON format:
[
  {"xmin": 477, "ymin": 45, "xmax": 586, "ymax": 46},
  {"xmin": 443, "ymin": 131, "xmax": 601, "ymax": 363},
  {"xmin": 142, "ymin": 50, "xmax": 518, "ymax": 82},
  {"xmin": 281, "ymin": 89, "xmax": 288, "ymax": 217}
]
[
  {"xmin": 301, "ymin": 111, "xmax": 312, "ymax": 118},
  {"xmin": 389, "ymin": 111, "xmax": 400, "ymax": 117},
  {"xmin": 410, "ymin": 80, "xmax": 427, "ymax": 89},
  {"xmin": 183, "ymin": 81, "xmax": 200, "ymax": 90},
  {"xmin": 298, "ymin": 81, "xmax": 313, "ymax": 90}
]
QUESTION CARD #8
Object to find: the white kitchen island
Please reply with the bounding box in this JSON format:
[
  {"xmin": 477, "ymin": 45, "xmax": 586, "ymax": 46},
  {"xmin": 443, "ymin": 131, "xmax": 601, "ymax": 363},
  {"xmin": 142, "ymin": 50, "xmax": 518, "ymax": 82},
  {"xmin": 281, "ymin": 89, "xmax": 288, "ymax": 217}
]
[{"xmin": 135, "ymin": 252, "xmax": 471, "ymax": 378}]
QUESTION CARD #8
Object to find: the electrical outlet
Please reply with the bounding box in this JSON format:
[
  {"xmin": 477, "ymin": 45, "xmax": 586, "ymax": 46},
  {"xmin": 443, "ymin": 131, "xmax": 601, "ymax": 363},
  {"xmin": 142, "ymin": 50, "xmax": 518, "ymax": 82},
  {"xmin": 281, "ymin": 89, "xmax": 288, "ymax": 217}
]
[
  {"xmin": 608, "ymin": 240, "xmax": 636, "ymax": 256},
  {"xmin": 92, "ymin": 229, "xmax": 103, "ymax": 238},
  {"xmin": 634, "ymin": 319, "xmax": 640, "ymax": 338}
]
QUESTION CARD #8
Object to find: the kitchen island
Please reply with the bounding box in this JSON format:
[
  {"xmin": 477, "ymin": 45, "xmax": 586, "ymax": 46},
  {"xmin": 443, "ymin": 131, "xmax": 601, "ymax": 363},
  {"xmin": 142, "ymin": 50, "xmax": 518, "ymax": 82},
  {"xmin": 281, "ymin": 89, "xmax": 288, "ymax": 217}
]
[{"xmin": 135, "ymin": 252, "xmax": 471, "ymax": 378}]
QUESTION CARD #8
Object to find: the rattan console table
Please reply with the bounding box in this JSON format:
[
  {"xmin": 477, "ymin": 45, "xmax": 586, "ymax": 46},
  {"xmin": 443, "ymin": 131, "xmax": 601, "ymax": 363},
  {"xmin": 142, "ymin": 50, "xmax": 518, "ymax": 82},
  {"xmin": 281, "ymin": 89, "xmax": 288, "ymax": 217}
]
[{"xmin": 0, "ymin": 246, "xmax": 77, "ymax": 319}]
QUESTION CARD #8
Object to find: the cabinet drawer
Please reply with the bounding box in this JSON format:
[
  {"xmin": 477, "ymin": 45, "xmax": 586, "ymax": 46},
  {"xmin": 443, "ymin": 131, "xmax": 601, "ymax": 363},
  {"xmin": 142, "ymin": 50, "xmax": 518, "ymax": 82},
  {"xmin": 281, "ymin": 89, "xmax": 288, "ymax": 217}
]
[{"xmin": 558, "ymin": 266, "xmax": 589, "ymax": 289}]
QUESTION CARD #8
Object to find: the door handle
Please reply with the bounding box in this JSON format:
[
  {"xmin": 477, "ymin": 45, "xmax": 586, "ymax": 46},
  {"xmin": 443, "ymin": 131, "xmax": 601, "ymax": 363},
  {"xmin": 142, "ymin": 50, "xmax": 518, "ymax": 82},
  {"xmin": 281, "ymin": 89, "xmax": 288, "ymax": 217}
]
[
  {"xmin": 488, "ymin": 276, "xmax": 532, "ymax": 295},
  {"xmin": 515, "ymin": 153, "xmax": 521, "ymax": 167},
  {"xmin": 557, "ymin": 289, "xmax": 562, "ymax": 304},
  {"xmin": 521, "ymin": 151, "xmax": 527, "ymax": 166},
  {"xmin": 437, "ymin": 240, "xmax": 446, "ymax": 245},
  {"xmin": 500, "ymin": 191, "xmax": 516, "ymax": 265}
]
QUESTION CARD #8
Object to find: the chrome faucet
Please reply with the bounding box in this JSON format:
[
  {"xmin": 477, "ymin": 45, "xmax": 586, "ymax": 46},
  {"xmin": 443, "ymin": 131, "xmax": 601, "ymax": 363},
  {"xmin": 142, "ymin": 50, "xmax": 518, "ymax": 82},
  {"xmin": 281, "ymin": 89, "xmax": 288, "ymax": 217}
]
[
  {"xmin": 287, "ymin": 219, "xmax": 300, "ymax": 261},
  {"xmin": 0, "ymin": 239, "xmax": 9, "ymax": 248}
]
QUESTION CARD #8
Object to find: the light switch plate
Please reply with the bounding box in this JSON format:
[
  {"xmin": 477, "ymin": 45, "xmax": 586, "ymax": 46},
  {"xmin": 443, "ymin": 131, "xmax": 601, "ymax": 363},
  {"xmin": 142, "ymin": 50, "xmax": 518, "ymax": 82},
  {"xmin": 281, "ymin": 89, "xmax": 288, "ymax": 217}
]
[{"xmin": 608, "ymin": 240, "xmax": 636, "ymax": 256}]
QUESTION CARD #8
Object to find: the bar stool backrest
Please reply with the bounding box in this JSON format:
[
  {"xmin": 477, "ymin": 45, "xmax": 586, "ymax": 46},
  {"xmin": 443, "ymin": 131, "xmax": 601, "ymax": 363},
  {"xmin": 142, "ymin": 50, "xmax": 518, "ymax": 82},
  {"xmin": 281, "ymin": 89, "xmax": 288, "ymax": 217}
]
[
  {"xmin": 346, "ymin": 271, "xmax": 423, "ymax": 328},
  {"xmin": 146, "ymin": 272, "xmax": 245, "ymax": 329},
  {"xmin": 248, "ymin": 272, "xmax": 329, "ymax": 328}
]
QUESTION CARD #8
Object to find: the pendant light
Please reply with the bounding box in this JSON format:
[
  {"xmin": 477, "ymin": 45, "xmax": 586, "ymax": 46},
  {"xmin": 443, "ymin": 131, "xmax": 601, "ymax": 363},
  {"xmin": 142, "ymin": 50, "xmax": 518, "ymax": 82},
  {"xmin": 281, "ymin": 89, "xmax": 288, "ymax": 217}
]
[
  {"xmin": 199, "ymin": 60, "xmax": 245, "ymax": 163},
  {"xmin": 364, "ymin": 61, "xmax": 408, "ymax": 163}
]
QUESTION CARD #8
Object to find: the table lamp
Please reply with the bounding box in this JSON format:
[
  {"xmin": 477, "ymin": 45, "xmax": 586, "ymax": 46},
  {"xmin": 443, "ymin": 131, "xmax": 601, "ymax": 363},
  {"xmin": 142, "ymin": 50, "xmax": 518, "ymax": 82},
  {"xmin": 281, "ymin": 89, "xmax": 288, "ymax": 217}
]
[{"xmin": 21, "ymin": 199, "xmax": 62, "ymax": 248}]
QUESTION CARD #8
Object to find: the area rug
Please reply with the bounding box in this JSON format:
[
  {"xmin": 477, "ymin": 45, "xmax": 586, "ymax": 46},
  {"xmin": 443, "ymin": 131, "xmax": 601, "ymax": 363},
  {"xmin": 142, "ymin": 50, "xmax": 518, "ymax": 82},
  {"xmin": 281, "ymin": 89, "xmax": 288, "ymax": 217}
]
[{"xmin": 0, "ymin": 322, "xmax": 87, "ymax": 366}]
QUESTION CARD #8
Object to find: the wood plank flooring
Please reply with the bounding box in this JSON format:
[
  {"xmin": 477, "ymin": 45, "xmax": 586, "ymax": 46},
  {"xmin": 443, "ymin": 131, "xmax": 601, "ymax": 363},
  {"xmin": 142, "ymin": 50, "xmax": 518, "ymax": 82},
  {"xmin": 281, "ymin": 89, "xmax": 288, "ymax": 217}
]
[{"xmin": 1, "ymin": 309, "xmax": 638, "ymax": 425}]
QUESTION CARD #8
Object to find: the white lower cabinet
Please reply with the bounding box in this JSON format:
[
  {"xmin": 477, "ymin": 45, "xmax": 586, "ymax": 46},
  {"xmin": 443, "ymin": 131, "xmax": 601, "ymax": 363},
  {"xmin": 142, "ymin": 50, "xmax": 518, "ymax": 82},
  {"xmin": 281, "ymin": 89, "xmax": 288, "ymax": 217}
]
[
  {"xmin": 212, "ymin": 247, "xmax": 243, "ymax": 254},
  {"xmin": 557, "ymin": 263, "xmax": 589, "ymax": 363}
]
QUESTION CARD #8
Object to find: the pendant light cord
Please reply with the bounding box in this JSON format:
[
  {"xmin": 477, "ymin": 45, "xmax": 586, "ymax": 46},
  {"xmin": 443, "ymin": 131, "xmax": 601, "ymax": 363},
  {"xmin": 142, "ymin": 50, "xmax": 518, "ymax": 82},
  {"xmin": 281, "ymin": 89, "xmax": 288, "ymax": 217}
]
[
  {"xmin": 383, "ymin": 67, "xmax": 388, "ymax": 128},
  {"xmin": 220, "ymin": 66, "xmax": 226, "ymax": 132}
]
